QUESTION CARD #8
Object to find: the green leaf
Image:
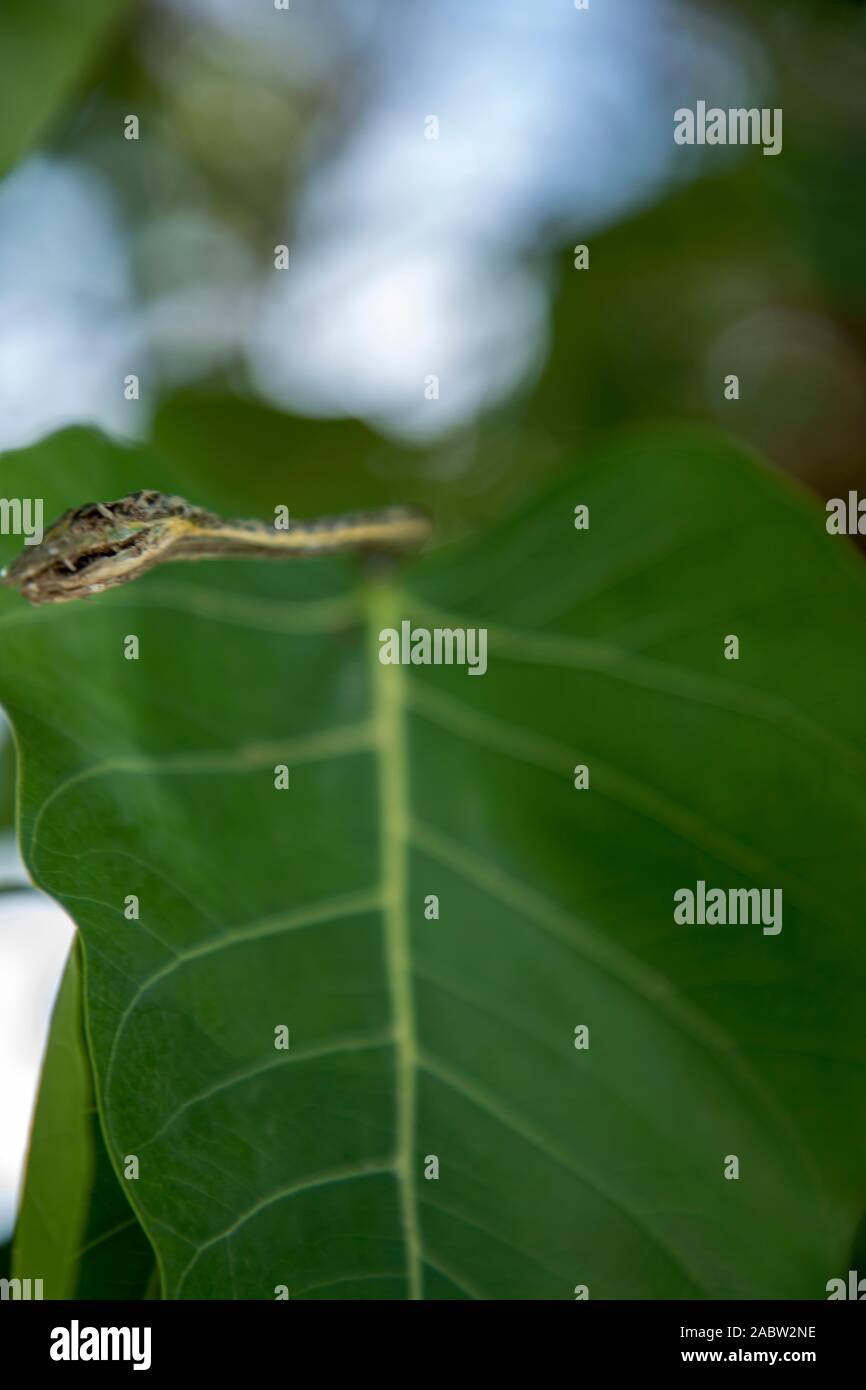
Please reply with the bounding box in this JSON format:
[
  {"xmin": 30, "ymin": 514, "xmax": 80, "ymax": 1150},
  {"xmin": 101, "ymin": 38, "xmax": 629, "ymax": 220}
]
[
  {"xmin": 1, "ymin": 424, "xmax": 865, "ymax": 1299},
  {"xmin": 13, "ymin": 943, "xmax": 155, "ymax": 1299},
  {"xmin": 72, "ymin": 1124, "xmax": 156, "ymax": 1300},
  {"xmin": 13, "ymin": 945, "xmax": 92, "ymax": 1298},
  {"xmin": 0, "ymin": 718, "xmax": 15, "ymax": 830},
  {"xmin": 0, "ymin": 0, "xmax": 128, "ymax": 179}
]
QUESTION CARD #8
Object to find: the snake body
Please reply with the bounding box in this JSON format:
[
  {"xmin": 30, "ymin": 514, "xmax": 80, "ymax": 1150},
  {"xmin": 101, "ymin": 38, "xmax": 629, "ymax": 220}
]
[{"xmin": 2, "ymin": 490, "xmax": 431, "ymax": 605}]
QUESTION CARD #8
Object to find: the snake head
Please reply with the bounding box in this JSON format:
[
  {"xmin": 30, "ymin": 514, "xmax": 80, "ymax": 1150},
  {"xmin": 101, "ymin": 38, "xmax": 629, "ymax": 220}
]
[{"xmin": 1, "ymin": 490, "xmax": 194, "ymax": 605}]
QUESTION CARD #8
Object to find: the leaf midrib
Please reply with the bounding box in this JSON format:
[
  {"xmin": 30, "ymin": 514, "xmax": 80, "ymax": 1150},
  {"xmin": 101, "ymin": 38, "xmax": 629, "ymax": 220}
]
[{"xmin": 369, "ymin": 582, "xmax": 423, "ymax": 1299}]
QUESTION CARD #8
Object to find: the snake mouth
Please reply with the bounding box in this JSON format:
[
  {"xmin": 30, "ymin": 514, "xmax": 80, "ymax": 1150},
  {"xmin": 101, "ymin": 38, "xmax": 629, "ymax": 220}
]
[
  {"xmin": 5, "ymin": 531, "xmax": 154, "ymax": 604},
  {"xmin": 49, "ymin": 534, "xmax": 144, "ymax": 579}
]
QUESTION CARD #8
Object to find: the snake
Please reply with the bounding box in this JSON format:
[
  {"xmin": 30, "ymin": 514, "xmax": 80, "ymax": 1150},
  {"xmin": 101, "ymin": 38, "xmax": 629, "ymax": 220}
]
[{"xmin": 1, "ymin": 490, "xmax": 432, "ymax": 605}]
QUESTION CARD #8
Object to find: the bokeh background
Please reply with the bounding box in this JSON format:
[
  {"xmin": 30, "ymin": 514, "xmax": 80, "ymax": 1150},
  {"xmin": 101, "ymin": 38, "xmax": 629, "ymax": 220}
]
[{"xmin": 1, "ymin": 0, "xmax": 864, "ymax": 1255}]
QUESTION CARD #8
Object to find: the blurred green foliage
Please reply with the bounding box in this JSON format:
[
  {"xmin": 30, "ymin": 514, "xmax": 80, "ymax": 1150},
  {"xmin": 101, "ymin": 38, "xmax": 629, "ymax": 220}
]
[
  {"xmin": 2, "ymin": 0, "xmax": 863, "ymax": 508},
  {"xmin": 0, "ymin": 0, "xmax": 130, "ymax": 178}
]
